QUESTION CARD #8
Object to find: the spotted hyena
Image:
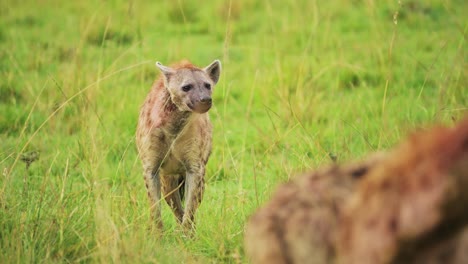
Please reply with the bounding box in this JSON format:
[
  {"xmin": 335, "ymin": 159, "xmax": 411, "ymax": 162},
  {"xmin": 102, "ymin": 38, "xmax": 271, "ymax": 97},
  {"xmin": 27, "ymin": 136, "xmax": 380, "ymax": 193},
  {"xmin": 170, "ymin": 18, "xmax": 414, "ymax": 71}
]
[{"xmin": 136, "ymin": 59, "xmax": 221, "ymax": 231}]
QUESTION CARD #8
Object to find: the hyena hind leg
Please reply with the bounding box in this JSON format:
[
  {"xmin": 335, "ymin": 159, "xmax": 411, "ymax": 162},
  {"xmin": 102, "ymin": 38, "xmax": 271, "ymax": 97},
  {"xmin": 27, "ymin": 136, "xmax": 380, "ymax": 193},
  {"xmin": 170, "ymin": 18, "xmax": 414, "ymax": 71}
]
[{"xmin": 161, "ymin": 176, "xmax": 184, "ymax": 223}]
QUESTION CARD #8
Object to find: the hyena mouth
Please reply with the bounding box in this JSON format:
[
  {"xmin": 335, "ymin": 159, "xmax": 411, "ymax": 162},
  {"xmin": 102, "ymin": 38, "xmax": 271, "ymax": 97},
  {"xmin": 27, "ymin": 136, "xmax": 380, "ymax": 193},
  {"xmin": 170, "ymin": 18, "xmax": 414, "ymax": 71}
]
[{"xmin": 188, "ymin": 101, "xmax": 212, "ymax": 113}]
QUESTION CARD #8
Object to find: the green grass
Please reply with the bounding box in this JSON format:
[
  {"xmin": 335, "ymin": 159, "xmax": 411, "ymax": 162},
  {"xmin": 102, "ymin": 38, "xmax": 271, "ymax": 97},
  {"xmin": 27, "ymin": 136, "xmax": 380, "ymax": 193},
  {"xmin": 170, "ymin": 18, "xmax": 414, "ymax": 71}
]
[{"xmin": 0, "ymin": 0, "xmax": 466, "ymax": 263}]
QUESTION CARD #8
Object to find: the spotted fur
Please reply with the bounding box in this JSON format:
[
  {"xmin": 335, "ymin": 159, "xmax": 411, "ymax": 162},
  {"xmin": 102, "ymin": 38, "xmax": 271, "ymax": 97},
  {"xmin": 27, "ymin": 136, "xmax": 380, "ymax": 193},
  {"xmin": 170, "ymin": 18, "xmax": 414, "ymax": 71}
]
[{"xmin": 136, "ymin": 59, "xmax": 221, "ymax": 231}]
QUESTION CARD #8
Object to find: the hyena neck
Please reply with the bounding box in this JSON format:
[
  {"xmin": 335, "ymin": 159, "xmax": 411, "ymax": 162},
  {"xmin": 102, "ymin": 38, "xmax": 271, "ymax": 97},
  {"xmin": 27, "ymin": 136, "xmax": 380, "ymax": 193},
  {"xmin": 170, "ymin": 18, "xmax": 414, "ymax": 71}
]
[
  {"xmin": 160, "ymin": 89, "xmax": 178, "ymax": 113},
  {"xmin": 160, "ymin": 89, "xmax": 193, "ymax": 135},
  {"xmin": 167, "ymin": 110, "xmax": 192, "ymax": 135}
]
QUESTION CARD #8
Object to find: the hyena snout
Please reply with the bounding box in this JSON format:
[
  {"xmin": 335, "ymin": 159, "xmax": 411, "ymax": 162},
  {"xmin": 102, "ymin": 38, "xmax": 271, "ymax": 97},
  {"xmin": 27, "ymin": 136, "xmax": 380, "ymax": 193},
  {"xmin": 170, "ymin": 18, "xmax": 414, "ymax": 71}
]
[
  {"xmin": 190, "ymin": 96, "xmax": 212, "ymax": 113},
  {"xmin": 200, "ymin": 96, "xmax": 212, "ymax": 104}
]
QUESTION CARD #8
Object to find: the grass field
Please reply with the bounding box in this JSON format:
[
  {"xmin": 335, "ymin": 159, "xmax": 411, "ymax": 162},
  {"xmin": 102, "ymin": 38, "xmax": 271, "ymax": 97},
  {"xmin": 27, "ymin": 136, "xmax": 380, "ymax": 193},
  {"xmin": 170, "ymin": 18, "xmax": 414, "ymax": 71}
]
[{"xmin": 0, "ymin": 0, "xmax": 466, "ymax": 263}]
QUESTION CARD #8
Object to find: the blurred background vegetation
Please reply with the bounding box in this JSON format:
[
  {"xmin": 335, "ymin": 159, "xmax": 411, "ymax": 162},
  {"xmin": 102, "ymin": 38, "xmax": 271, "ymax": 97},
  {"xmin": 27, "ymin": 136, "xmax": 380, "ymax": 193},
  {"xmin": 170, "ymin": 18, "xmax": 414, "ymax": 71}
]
[{"xmin": 0, "ymin": 0, "xmax": 466, "ymax": 263}]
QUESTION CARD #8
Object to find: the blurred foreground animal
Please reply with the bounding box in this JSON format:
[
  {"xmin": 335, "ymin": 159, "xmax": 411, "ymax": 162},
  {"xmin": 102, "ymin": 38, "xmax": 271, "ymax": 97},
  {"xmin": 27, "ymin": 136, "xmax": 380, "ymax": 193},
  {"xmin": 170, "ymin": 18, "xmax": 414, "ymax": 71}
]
[
  {"xmin": 136, "ymin": 59, "xmax": 221, "ymax": 232},
  {"xmin": 245, "ymin": 118, "xmax": 468, "ymax": 264}
]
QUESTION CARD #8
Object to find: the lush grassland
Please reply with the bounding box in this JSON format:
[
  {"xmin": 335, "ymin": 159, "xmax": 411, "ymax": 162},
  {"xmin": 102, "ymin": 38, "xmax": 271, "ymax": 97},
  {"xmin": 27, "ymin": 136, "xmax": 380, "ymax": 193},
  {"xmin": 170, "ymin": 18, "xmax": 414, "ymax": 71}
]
[{"xmin": 0, "ymin": 0, "xmax": 466, "ymax": 263}]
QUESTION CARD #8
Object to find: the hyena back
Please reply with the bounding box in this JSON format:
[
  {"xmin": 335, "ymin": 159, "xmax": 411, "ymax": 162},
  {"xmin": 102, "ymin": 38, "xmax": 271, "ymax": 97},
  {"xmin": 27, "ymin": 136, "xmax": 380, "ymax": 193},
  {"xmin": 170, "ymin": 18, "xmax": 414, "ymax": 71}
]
[{"xmin": 136, "ymin": 59, "xmax": 221, "ymax": 231}]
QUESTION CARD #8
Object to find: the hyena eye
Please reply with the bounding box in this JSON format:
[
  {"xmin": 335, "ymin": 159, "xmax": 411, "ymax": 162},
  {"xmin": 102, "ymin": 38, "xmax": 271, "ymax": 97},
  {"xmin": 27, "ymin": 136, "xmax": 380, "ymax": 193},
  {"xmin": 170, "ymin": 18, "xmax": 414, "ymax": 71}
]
[
  {"xmin": 181, "ymin": 84, "xmax": 193, "ymax": 92},
  {"xmin": 204, "ymin": 83, "xmax": 211, "ymax": 90}
]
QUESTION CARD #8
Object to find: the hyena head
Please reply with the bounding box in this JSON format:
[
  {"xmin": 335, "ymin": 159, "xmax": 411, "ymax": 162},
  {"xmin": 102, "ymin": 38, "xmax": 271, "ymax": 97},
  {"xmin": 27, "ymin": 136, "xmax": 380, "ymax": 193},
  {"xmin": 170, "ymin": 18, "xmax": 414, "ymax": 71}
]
[{"xmin": 156, "ymin": 60, "xmax": 221, "ymax": 114}]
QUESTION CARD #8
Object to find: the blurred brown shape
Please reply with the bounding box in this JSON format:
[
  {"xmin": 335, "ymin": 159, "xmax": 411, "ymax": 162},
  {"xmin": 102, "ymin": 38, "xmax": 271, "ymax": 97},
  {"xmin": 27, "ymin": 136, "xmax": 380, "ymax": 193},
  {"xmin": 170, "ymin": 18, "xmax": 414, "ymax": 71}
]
[{"xmin": 245, "ymin": 118, "xmax": 468, "ymax": 264}]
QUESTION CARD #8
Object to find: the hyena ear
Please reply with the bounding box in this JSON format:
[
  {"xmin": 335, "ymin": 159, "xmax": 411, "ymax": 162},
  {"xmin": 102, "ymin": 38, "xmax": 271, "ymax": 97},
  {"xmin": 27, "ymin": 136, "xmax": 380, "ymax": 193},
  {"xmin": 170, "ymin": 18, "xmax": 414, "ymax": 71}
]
[
  {"xmin": 155, "ymin": 62, "xmax": 175, "ymax": 82},
  {"xmin": 203, "ymin": 59, "xmax": 221, "ymax": 84}
]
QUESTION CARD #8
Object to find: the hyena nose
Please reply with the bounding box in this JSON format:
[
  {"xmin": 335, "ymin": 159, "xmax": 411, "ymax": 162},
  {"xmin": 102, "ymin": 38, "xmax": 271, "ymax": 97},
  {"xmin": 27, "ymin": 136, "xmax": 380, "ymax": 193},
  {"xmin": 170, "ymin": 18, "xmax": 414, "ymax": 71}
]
[{"xmin": 201, "ymin": 97, "xmax": 212, "ymax": 104}]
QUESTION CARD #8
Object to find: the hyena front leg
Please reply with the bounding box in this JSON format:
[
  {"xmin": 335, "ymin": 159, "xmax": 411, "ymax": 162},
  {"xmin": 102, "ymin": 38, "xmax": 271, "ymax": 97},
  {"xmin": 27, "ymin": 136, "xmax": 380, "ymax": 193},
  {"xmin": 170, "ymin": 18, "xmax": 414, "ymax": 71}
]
[
  {"xmin": 161, "ymin": 176, "xmax": 184, "ymax": 223},
  {"xmin": 182, "ymin": 167, "xmax": 205, "ymax": 231},
  {"xmin": 143, "ymin": 165, "xmax": 163, "ymax": 229}
]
